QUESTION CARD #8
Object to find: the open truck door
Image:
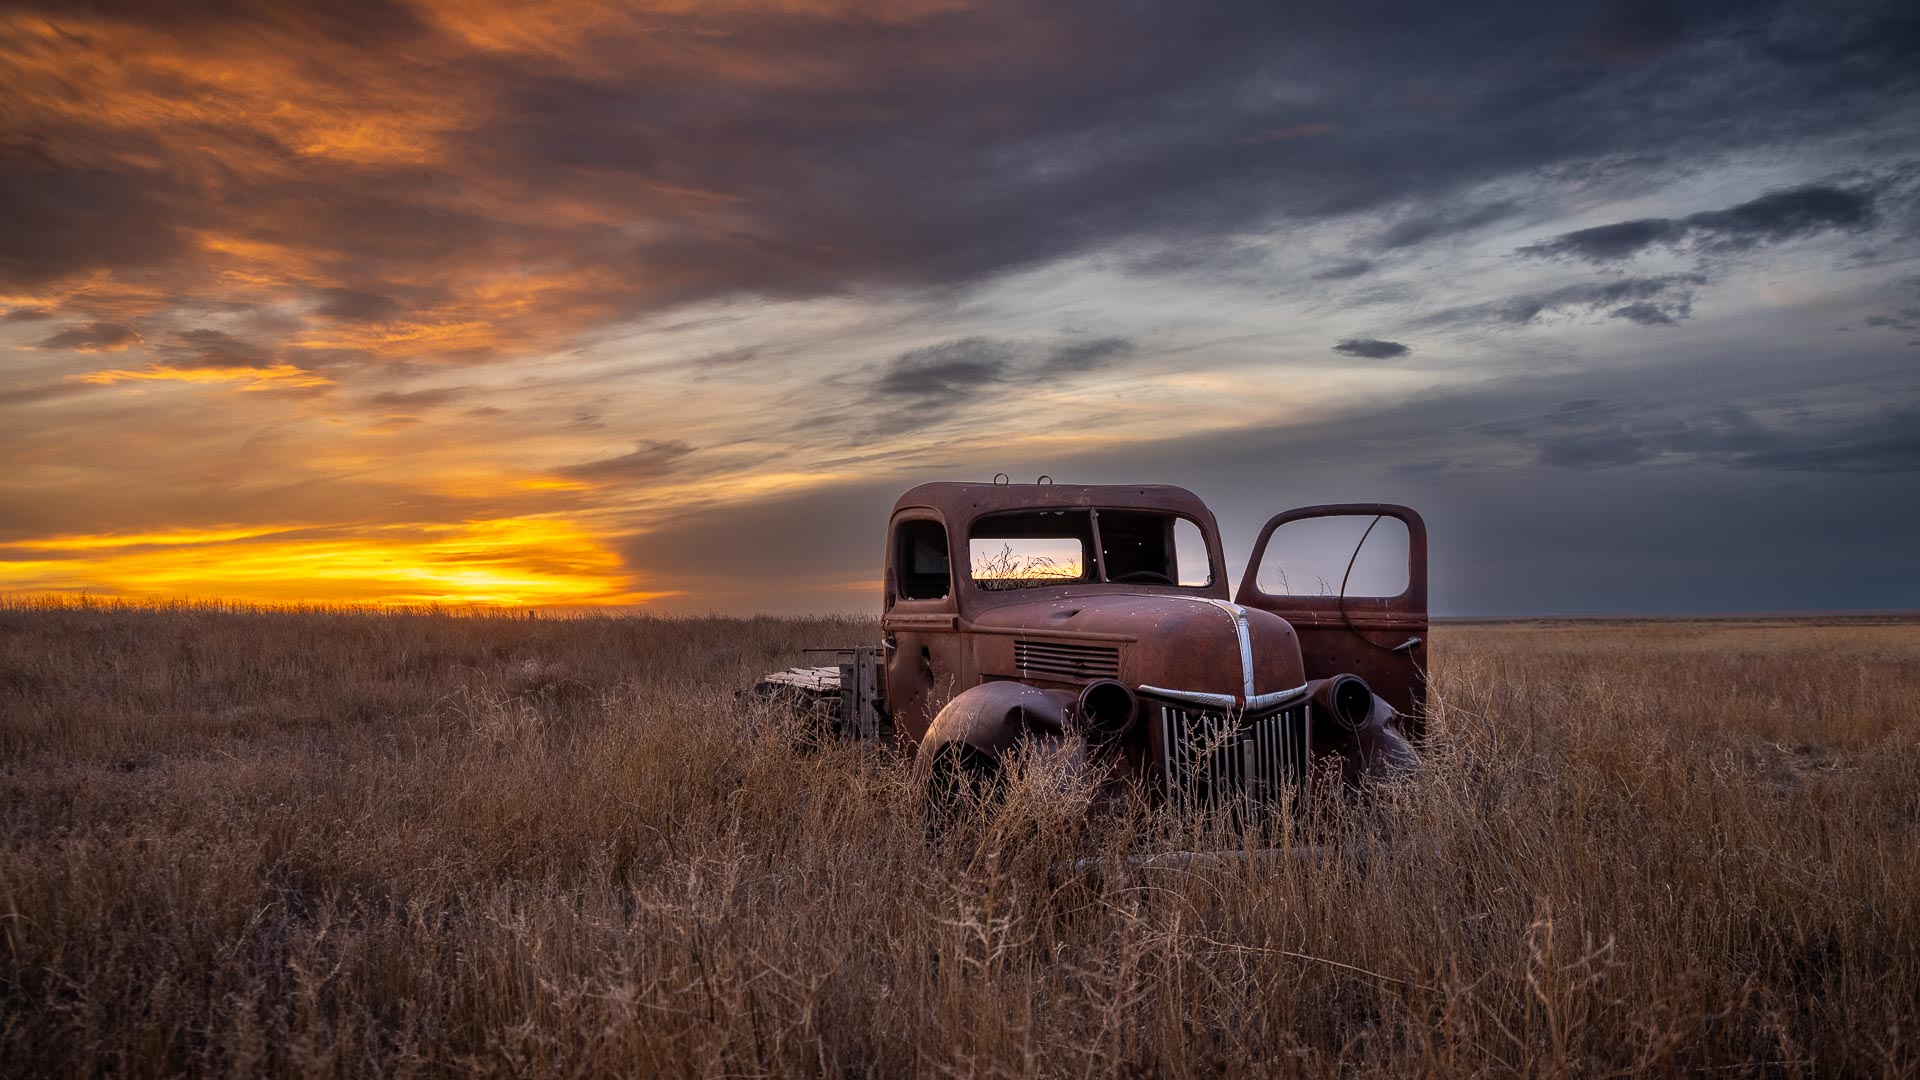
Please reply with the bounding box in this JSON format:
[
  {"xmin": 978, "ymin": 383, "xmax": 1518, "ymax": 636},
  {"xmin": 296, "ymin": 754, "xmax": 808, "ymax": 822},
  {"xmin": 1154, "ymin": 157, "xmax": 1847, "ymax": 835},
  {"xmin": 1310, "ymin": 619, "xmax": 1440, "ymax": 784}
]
[{"xmin": 1234, "ymin": 504, "xmax": 1429, "ymax": 736}]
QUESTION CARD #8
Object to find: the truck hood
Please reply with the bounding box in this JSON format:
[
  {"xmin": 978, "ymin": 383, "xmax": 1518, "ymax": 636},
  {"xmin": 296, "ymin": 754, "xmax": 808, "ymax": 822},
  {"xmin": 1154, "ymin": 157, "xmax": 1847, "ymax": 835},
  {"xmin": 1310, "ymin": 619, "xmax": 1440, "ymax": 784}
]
[{"xmin": 970, "ymin": 591, "xmax": 1306, "ymax": 709}]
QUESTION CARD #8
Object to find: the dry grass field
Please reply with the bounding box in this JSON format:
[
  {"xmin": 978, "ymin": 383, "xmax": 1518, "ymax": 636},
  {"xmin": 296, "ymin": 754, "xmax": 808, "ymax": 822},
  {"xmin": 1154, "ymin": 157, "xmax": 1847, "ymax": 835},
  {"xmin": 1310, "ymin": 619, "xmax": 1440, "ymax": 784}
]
[{"xmin": 2, "ymin": 598, "xmax": 1917, "ymax": 1077}]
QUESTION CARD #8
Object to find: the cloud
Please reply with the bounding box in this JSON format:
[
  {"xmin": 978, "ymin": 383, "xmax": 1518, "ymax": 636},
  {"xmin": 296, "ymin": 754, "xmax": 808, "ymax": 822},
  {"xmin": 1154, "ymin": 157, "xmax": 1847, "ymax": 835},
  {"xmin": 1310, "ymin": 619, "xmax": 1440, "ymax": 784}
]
[
  {"xmin": 367, "ymin": 387, "xmax": 469, "ymax": 408},
  {"xmin": 30, "ymin": 321, "xmax": 141, "ymax": 351},
  {"xmin": 3, "ymin": 0, "xmax": 1913, "ymax": 374},
  {"xmin": 557, "ymin": 440, "xmax": 695, "ymax": 484},
  {"xmin": 1375, "ymin": 201, "xmax": 1518, "ymax": 250},
  {"xmin": 1519, "ymin": 184, "xmax": 1877, "ymax": 262},
  {"xmin": 74, "ymin": 363, "xmax": 334, "ymax": 390},
  {"xmin": 1860, "ymin": 276, "xmax": 1920, "ymax": 342},
  {"xmin": 870, "ymin": 334, "xmax": 1138, "ymax": 414},
  {"xmin": 313, "ymin": 288, "xmax": 403, "ymax": 322},
  {"xmin": 1429, "ymin": 274, "xmax": 1704, "ymax": 327},
  {"xmin": 1314, "ymin": 259, "xmax": 1375, "ymax": 280},
  {"xmin": 690, "ymin": 346, "xmax": 761, "ymax": 368},
  {"xmin": 1609, "ymin": 301, "xmax": 1679, "ymax": 326},
  {"xmin": 873, "ymin": 338, "xmax": 1016, "ymax": 404},
  {"xmin": 1472, "ymin": 398, "xmax": 1920, "ymax": 474},
  {"xmin": 161, "ymin": 329, "xmax": 278, "ymax": 368},
  {"xmin": 1581, "ymin": 0, "xmax": 1690, "ymax": 64},
  {"xmin": 1039, "ymin": 336, "xmax": 1135, "ymax": 375},
  {"xmin": 1332, "ymin": 337, "xmax": 1411, "ymax": 359},
  {"xmin": 4, "ymin": 0, "xmax": 1920, "ymax": 615}
]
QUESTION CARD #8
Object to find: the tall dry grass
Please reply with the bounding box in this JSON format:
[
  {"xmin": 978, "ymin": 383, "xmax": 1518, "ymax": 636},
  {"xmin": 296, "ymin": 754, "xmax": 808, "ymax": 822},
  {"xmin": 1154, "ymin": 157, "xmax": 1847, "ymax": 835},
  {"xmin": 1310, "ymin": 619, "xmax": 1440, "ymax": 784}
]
[{"xmin": 2, "ymin": 598, "xmax": 1917, "ymax": 1077}]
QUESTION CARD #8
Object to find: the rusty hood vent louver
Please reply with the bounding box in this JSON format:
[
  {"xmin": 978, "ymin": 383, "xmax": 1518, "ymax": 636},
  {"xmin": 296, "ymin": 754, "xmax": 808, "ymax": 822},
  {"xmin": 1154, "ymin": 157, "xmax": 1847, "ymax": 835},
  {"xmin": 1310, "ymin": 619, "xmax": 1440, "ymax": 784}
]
[{"xmin": 1014, "ymin": 639, "xmax": 1120, "ymax": 680}]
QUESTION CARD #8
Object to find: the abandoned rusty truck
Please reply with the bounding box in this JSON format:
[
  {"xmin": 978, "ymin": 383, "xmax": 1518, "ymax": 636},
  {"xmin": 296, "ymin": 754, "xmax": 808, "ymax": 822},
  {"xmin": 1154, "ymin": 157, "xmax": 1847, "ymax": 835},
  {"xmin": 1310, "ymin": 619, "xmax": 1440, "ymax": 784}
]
[{"xmin": 757, "ymin": 480, "xmax": 1427, "ymax": 809}]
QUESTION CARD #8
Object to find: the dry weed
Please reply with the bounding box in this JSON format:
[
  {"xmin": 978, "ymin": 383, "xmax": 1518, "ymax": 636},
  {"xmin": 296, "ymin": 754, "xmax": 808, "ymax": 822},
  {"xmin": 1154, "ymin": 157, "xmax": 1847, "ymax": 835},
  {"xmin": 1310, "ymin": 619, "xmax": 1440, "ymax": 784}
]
[{"xmin": 2, "ymin": 600, "xmax": 1917, "ymax": 1077}]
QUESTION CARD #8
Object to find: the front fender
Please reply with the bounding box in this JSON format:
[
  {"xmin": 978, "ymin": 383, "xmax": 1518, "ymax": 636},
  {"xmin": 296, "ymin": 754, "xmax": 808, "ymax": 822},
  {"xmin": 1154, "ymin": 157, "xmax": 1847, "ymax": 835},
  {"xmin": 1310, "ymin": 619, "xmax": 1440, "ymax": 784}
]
[
  {"xmin": 1307, "ymin": 677, "xmax": 1419, "ymax": 782},
  {"xmin": 920, "ymin": 680, "xmax": 1076, "ymax": 761},
  {"xmin": 1355, "ymin": 692, "xmax": 1419, "ymax": 779}
]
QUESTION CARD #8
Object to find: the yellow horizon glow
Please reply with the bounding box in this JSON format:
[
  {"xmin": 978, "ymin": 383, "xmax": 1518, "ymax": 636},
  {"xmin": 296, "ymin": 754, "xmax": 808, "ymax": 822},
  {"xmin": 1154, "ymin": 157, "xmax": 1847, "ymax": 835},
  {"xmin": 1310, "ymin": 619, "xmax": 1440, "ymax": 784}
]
[{"xmin": 0, "ymin": 517, "xmax": 673, "ymax": 608}]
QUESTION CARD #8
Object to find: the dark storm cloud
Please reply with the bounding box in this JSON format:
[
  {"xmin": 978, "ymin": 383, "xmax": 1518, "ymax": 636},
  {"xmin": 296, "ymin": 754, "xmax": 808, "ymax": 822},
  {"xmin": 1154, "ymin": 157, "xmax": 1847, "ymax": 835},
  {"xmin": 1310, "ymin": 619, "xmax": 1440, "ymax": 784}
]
[
  {"xmin": 558, "ymin": 440, "xmax": 695, "ymax": 484},
  {"xmin": 632, "ymin": 351, "xmax": 1920, "ymax": 613},
  {"xmin": 1581, "ymin": 0, "xmax": 1690, "ymax": 63},
  {"xmin": 1519, "ymin": 184, "xmax": 1878, "ymax": 262},
  {"xmin": 29, "ymin": 322, "xmax": 140, "ymax": 351},
  {"xmin": 5, "ymin": 0, "xmax": 1918, "ymax": 353},
  {"xmin": 1429, "ymin": 274, "xmax": 1704, "ymax": 327},
  {"xmin": 1476, "ymin": 398, "xmax": 1920, "ymax": 473},
  {"xmin": 7, "ymin": 0, "xmax": 1920, "ymax": 614},
  {"xmin": 1332, "ymin": 338, "xmax": 1412, "ymax": 359}
]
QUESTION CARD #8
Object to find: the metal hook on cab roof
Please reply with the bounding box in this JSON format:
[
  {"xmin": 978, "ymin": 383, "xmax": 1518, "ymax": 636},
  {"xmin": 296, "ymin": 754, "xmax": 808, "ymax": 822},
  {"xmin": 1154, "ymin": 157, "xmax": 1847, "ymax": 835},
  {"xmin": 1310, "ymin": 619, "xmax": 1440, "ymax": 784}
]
[
  {"xmin": 1037, "ymin": 474, "xmax": 1053, "ymax": 485},
  {"xmin": 993, "ymin": 472, "xmax": 1010, "ymax": 485}
]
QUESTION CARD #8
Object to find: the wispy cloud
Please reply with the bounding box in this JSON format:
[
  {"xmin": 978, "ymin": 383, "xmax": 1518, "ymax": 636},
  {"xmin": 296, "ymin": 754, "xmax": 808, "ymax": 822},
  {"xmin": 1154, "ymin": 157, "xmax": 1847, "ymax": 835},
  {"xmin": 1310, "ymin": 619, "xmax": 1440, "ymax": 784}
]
[
  {"xmin": 1332, "ymin": 338, "xmax": 1412, "ymax": 359},
  {"xmin": 1519, "ymin": 184, "xmax": 1878, "ymax": 263}
]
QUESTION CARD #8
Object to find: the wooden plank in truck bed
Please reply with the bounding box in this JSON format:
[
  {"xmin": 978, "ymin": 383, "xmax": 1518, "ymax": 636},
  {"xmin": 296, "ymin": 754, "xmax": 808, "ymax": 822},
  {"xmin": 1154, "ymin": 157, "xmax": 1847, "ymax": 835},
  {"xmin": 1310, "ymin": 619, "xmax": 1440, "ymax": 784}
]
[{"xmin": 759, "ymin": 666, "xmax": 842, "ymax": 692}]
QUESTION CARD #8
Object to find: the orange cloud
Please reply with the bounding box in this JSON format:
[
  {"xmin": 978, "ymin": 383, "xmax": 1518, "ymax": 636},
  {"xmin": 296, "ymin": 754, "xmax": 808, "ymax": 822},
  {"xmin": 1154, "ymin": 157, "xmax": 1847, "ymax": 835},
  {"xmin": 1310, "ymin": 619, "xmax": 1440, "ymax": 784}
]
[
  {"xmin": 294, "ymin": 321, "xmax": 501, "ymax": 358},
  {"xmin": 0, "ymin": 11, "xmax": 471, "ymax": 170},
  {"xmin": 74, "ymin": 363, "xmax": 336, "ymax": 390}
]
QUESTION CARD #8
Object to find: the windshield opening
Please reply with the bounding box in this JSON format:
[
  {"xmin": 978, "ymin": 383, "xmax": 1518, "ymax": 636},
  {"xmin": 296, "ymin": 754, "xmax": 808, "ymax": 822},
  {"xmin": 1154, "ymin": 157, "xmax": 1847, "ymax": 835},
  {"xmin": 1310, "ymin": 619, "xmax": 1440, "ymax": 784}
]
[{"xmin": 967, "ymin": 508, "xmax": 1212, "ymax": 591}]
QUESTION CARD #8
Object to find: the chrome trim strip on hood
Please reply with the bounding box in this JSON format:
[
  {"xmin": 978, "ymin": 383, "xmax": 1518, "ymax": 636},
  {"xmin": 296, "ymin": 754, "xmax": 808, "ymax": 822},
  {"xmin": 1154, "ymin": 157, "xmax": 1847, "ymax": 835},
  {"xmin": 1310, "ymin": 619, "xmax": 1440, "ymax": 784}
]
[
  {"xmin": 1163, "ymin": 595, "xmax": 1259, "ymax": 699},
  {"xmin": 1138, "ymin": 682, "xmax": 1310, "ymax": 713},
  {"xmin": 1199, "ymin": 597, "xmax": 1257, "ymax": 698},
  {"xmin": 1145, "ymin": 596, "xmax": 1287, "ymax": 709}
]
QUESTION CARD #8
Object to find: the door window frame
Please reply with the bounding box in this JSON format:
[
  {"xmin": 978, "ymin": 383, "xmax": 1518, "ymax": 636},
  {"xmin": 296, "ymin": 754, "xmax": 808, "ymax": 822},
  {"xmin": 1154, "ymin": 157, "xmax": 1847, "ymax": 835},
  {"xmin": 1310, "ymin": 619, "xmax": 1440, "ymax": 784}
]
[{"xmin": 1235, "ymin": 503, "xmax": 1427, "ymax": 622}]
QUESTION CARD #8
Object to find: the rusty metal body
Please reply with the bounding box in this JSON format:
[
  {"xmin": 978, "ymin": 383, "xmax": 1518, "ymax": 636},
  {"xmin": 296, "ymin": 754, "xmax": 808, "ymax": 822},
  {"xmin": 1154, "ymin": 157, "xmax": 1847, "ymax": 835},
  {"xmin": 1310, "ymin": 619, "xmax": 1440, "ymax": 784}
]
[{"xmin": 867, "ymin": 481, "xmax": 1428, "ymax": 803}]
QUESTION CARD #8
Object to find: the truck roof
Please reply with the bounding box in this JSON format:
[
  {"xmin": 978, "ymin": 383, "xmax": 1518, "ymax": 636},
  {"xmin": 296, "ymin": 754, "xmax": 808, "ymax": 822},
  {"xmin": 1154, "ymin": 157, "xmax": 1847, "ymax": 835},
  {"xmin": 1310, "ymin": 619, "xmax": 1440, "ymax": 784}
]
[{"xmin": 891, "ymin": 481, "xmax": 1216, "ymax": 524}]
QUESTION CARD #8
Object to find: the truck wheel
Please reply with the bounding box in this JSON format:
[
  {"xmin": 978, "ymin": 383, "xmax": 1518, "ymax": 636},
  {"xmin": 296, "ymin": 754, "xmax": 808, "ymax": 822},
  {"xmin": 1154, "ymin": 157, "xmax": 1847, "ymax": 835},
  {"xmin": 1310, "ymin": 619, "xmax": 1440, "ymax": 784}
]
[{"xmin": 925, "ymin": 742, "xmax": 1004, "ymax": 825}]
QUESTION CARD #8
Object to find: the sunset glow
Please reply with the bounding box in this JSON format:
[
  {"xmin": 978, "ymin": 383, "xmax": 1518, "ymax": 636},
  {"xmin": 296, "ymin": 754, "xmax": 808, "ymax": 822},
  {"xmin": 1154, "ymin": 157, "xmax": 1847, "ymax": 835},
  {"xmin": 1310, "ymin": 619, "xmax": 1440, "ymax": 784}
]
[
  {"xmin": 0, "ymin": 518, "xmax": 670, "ymax": 608},
  {"xmin": 3, "ymin": 0, "xmax": 1916, "ymax": 614}
]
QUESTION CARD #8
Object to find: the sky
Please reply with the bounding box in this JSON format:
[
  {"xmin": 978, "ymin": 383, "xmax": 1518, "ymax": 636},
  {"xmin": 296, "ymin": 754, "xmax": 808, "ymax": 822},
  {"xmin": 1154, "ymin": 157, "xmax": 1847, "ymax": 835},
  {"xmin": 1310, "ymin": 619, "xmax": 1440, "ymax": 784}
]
[{"xmin": 2, "ymin": 0, "xmax": 1917, "ymax": 615}]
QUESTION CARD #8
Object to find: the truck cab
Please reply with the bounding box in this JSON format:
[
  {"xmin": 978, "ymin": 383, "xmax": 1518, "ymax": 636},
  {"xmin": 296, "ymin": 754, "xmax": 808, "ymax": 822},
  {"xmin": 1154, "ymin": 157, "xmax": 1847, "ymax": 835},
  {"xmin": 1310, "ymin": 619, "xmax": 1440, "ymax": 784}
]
[{"xmin": 879, "ymin": 481, "xmax": 1427, "ymax": 802}]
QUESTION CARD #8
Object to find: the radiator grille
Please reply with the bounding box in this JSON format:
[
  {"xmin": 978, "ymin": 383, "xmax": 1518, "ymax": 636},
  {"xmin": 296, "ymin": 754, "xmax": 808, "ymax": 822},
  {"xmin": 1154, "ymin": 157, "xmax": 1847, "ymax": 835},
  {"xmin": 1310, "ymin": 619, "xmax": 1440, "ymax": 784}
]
[
  {"xmin": 1155, "ymin": 703, "xmax": 1311, "ymax": 808},
  {"xmin": 1013, "ymin": 639, "xmax": 1120, "ymax": 680}
]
